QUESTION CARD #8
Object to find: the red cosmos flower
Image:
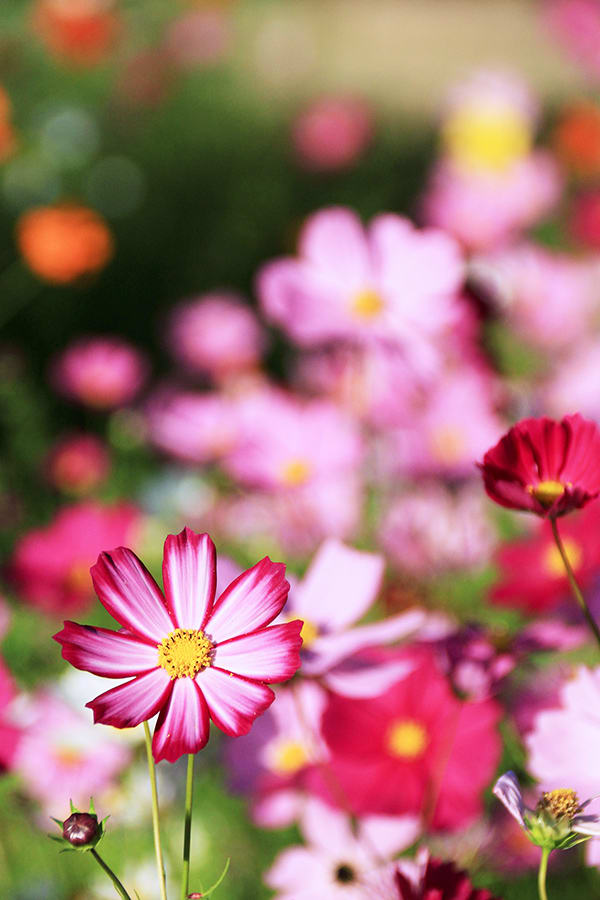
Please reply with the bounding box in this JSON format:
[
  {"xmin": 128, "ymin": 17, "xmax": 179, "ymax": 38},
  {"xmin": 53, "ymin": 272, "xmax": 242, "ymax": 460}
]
[
  {"xmin": 394, "ymin": 852, "xmax": 500, "ymax": 900},
  {"xmin": 54, "ymin": 528, "xmax": 303, "ymax": 763},
  {"xmin": 492, "ymin": 502, "xmax": 600, "ymax": 613},
  {"xmin": 479, "ymin": 414, "xmax": 600, "ymax": 517},
  {"xmin": 318, "ymin": 647, "xmax": 501, "ymax": 829}
]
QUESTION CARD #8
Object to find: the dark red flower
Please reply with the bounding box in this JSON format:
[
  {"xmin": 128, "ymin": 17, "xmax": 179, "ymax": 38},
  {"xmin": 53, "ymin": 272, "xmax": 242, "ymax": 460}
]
[
  {"xmin": 394, "ymin": 854, "xmax": 500, "ymax": 900},
  {"xmin": 479, "ymin": 414, "xmax": 600, "ymax": 517}
]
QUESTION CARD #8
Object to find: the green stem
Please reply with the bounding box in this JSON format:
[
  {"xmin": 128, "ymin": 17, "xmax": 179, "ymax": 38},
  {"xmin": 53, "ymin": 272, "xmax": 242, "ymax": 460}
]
[
  {"xmin": 537, "ymin": 846, "xmax": 550, "ymax": 900},
  {"xmin": 180, "ymin": 753, "xmax": 195, "ymax": 900},
  {"xmin": 144, "ymin": 721, "xmax": 168, "ymax": 900},
  {"xmin": 551, "ymin": 518, "xmax": 600, "ymax": 650},
  {"xmin": 90, "ymin": 849, "xmax": 132, "ymax": 900}
]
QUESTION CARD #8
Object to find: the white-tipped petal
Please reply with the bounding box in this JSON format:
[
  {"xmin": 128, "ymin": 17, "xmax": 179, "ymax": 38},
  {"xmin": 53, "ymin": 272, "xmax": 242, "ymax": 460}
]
[{"xmin": 493, "ymin": 771, "xmax": 527, "ymax": 828}]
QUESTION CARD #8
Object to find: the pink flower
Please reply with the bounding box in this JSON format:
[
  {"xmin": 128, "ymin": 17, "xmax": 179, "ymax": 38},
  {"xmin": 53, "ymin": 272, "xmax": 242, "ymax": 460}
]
[
  {"xmin": 10, "ymin": 501, "xmax": 142, "ymax": 615},
  {"xmin": 258, "ymin": 207, "xmax": 464, "ymax": 373},
  {"xmin": 284, "ymin": 539, "xmax": 430, "ymax": 684},
  {"xmin": 164, "ymin": 7, "xmax": 230, "ymax": 69},
  {"xmin": 224, "ymin": 387, "xmax": 363, "ymax": 492},
  {"xmin": 318, "ymin": 647, "xmax": 501, "ymax": 829},
  {"xmin": 542, "ymin": 340, "xmax": 600, "ymax": 420},
  {"xmin": 146, "ymin": 388, "xmax": 238, "ymax": 464},
  {"xmin": 470, "ymin": 243, "xmax": 597, "ymax": 350},
  {"xmin": 291, "ymin": 95, "xmax": 373, "ymax": 172},
  {"xmin": 51, "ymin": 336, "xmax": 148, "ymax": 409},
  {"xmin": 54, "ymin": 528, "xmax": 303, "ymax": 763},
  {"xmin": 479, "ymin": 413, "xmax": 600, "ymax": 517},
  {"xmin": 0, "ymin": 654, "xmax": 20, "ymax": 771},
  {"xmin": 393, "ymin": 850, "xmax": 500, "ymax": 900},
  {"xmin": 9, "ymin": 691, "xmax": 130, "ymax": 815},
  {"xmin": 167, "ymin": 292, "xmax": 264, "ymax": 379},
  {"xmin": 265, "ymin": 797, "xmax": 420, "ymax": 899},
  {"xmin": 544, "ymin": 0, "xmax": 600, "ymax": 81},
  {"xmin": 380, "ymin": 484, "xmax": 497, "ymax": 576},
  {"xmin": 45, "ymin": 433, "xmax": 110, "ymax": 495},
  {"xmin": 384, "ymin": 364, "xmax": 504, "ymax": 477},
  {"xmin": 422, "ymin": 155, "xmax": 562, "ymax": 252}
]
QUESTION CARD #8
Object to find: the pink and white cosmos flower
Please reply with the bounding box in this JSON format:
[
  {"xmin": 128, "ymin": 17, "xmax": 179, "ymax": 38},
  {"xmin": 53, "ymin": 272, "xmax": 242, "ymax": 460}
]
[{"xmin": 54, "ymin": 527, "xmax": 303, "ymax": 763}]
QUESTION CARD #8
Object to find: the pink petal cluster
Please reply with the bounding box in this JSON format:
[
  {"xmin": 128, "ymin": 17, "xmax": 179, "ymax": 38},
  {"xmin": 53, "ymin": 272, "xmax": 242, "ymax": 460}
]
[
  {"xmin": 51, "ymin": 336, "xmax": 148, "ymax": 409},
  {"xmin": 55, "ymin": 528, "xmax": 303, "ymax": 762}
]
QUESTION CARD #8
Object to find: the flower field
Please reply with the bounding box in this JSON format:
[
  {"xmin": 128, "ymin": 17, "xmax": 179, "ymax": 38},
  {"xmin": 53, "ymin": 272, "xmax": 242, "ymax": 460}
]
[{"xmin": 4, "ymin": 2, "xmax": 600, "ymax": 899}]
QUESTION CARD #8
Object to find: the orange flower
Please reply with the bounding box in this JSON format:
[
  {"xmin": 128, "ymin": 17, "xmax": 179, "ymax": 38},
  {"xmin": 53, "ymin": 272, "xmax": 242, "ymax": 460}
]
[
  {"xmin": 16, "ymin": 204, "xmax": 113, "ymax": 284},
  {"xmin": 32, "ymin": 0, "xmax": 121, "ymax": 67},
  {"xmin": 554, "ymin": 103, "xmax": 600, "ymax": 177}
]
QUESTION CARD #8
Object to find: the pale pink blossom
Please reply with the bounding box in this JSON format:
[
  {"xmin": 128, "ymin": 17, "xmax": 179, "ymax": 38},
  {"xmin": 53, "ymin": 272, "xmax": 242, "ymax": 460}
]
[
  {"xmin": 422, "ymin": 155, "xmax": 562, "ymax": 252},
  {"xmin": 470, "ymin": 244, "xmax": 598, "ymax": 350},
  {"xmin": 265, "ymin": 797, "xmax": 420, "ymax": 899},
  {"xmin": 381, "ymin": 364, "xmax": 504, "ymax": 477},
  {"xmin": 167, "ymin": 292, "xmax": 264, "ymax": 379},
  {"xmin": 55, "ymin": 528, "xmax": 303, "ymax": 762},
  {"xmin": 544, "ymin": 0, "xmax": 600, "ymax": 82},
  {"xmin": 291, "ymin": 95, "xmax": 373, "ymax": 172},
  {"xmin": 224, "ymin": 387, "xmax": 363, "ymax": 492},
  {"xmin": 146, "ymin": 388, "xmax": 238, "ymax": 464},
  {"xmin": 9, "ymin": 691, "xmax": 130, "ymax": 815},
  {"xmin": 380, "ymin": 484, "xmax": 497, "ymax": 576},
  {"xmin": 51, "ymin": 336, "xmax": 148, "ymax": 410},
  {"xmin": 258, "ymin": 207, "xmax": 464, "ymax": 374},
  {"xmin": 541, "ymin": 341, "xmax": 600, "ymax": 420},
  {"xmin": 283, "ymin": 539, "xmax": 429, "ymax": 685},
  {"xmin": 164, "ymin": 7, "xmax": 230, "ymax": 69}
]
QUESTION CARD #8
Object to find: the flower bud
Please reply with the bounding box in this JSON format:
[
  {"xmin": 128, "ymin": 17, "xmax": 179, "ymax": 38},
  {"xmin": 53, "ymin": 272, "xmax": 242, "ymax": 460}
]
[{"xmin": 62, "ymin": 812, "xmax": 99, "ymax": 846}]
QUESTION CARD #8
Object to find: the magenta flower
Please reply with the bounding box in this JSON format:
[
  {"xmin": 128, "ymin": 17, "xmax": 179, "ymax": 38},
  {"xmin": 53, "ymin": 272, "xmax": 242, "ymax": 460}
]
[{"xmin": 54, "ymin": 528, "xmax": 303, "ymax": 763}]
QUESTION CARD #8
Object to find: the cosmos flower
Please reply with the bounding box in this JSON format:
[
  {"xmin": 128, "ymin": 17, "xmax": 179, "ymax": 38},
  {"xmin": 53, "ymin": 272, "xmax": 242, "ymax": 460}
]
[
  {"xmin": 257, "ymin": 206, "xmax": 464, "ymax": 374},
  {"xmin": 45, "ymin": 434, "xmax": 110, "ymax": 495},
  {"xmin": 51, "ymin": 336, "xmax": 148, "ymax": 410},
  {"xmin": 54, "ymin": 527, "xmax": 303, "ymax": 763},
  {"xmin": 318, "ymin": 647, "xmax": 501, "ymax": 829},
  {"xmin": 265, "ymin": 797, "xmax": 420, "ymax": 899},
  {"xmin": 291, "ymin": 95, "xmax": 374, "ymax": 172},
  {"xmin": 10, "ymin": 501, "xmax": 142, "ymax": 616},
  {"xmin": 392, "ymin": 850, "xmax": 500, "ymax": 900},
  {"xmin": 479, "ymin": 413, "xmax": 600, "ymax": 517},
  {"xmin": 493, "ymin": 771, "xmax": 600, "ymax": 849}
]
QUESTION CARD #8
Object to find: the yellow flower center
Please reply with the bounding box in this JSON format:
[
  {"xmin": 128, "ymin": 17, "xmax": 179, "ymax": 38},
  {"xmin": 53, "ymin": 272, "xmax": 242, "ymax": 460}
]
[
  {"xmin": 430, "ymin": 425, "xmax": 465, "ymax": 465},
  {"xmin": 442, "ymin": 108, "xmax": 531, "ymax": 172},
  {"xmin": 537, "ymin": 788, "xmax": 582, "ymax": 821},
  {"xmin": 281, "ymin": 458, "xmax": 311, "ymax": 486},
  {"xmin": 351, "ymin": 289, "xmax": 384, "ymax": 320},
  {"xmin": 54, "ymin": 746, "xmax": 83, "ymax": 767},
  {"xmin": 157, "ymin": 628, "xmax": 213, "ymax": 679},
  {"xmin": 545, "ymin": 538, "xmax": 582, "ymax": 578},
  {"xmin": 299, "ymin": 617, "xmax": 319, "ymax": 648},
  {"xmin": 269, "ymin": 739, "xmax": 310, "ymax": 775},
  {"xmin": 386, "ymin": 719, "xmax": 428, "ymax": 759},
  {"xmin": 528, "ymin": 480, "xmax": 566, "ymax": 508}
]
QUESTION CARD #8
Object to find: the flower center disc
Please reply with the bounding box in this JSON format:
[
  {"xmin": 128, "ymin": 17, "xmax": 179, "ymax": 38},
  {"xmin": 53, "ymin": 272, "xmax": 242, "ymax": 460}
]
[
  {"xmin": 537, "ymin": 788, "xmax": 581, "ymax": 821},
  {"xmin": 157, "ymin": 628, "xmax": 213, "ymax": 679},
  {"xmin": 352, "ymin": 289, "xmax": 384, "ymax": 320},
  {"xmin": 529, "ymin": 479, "xmax": 565, "ymax": 508},
  {"xmin": 386, "ymin": 719, "xmax": 428, "ymax": 759}
]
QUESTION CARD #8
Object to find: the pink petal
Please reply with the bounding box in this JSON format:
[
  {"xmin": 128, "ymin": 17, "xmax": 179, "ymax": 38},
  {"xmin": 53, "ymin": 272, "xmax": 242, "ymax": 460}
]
[
  {"xmin": 152, "ymin": 676, "xmax": 210, "ymax": 763},
  {"xmin": 493, "ymin": 771, "xmax": 526, "ymax": 827},
  {"xmin": 91, "ymin": 548, "xmax": 174, "ymax": 643},
  {"xmin": 299, "ymin": 207, "xmax": 371, "ymax": 291},
  {"xmin": 359, "ymin": 814, "xmax": 421, "ymax": 857},
  {"xmin": 86, "ymin": 667, "xmax": 173, "ymax": 729},
  {"xmin": 162, "ymin": 528, "xmax": 216, "ymax": 630},
  {"xmin": 300, "ymin": 797, "xmax": 354, "ymax": 854},
  {"xmin": 197, "ymin": 665, "xmax": 274, "ymax": 736},
  {"xmin": 292, "ymin": 539, "xmax": 384, "ymax": 630},
  {"xmin": 213, "ymin": 621, "xmax": 302, "ymax": 682},
  {"xmin": 54, "ymin": 620, "xmax": 159, "ymax": 677},
  {"xmin": 205, "ymin": 557, "xmax": 289, "ymax": 644},
  {"xmin": 303, "ymin": 608, "xmax": 427, "ymax": 675}
]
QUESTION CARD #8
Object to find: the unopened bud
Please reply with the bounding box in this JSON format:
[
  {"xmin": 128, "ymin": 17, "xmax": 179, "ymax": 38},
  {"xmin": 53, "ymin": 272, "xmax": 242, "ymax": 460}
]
[
  {"xmin": 188, "ymin": 894, "xmax": 204, "ymax": 898},
  {"xmin": 62, "ymin": 812, "xmax": 99, "ymax": 846}
]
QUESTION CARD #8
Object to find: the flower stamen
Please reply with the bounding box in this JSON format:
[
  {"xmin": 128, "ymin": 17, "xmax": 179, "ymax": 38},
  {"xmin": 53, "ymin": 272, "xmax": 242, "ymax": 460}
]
[
  {"xmin": 157, "ymin": 628, "xmax": 213, "ymax": 679},
  {"xmin": 528, "ymin": 480, "xmax": 565, "ymax": 508},
  {"xmin": 536, "ymin": 788, "xmax": 582, "ymax": 821}
]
